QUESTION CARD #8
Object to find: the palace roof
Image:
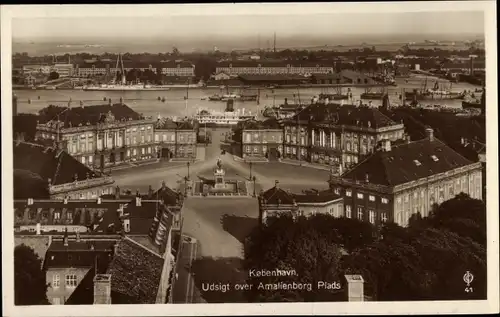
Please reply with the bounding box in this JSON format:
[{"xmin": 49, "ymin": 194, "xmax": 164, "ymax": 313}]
[{"xmin": 340, "ymin": 136, "xmax": 475, "ymax": 187}]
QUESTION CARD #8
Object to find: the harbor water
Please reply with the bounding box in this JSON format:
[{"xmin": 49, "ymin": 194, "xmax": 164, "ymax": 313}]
[{"xmin": 14, "ymin": 75, "xmax": 481, "ymax": 118}]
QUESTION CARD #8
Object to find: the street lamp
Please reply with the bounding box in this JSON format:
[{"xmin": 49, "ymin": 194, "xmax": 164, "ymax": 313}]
[
  {"xmin": 249, "ymin": 162, "xmax": 253, "ymax": 180},
  {"xmin": 252, "ymin": 176, "xmax": 256, "ymax": 197}
]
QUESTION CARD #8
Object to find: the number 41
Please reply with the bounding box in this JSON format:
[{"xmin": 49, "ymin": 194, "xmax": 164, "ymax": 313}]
[{"xmin": 465, "ymin": 287, "xmax": 474, "ymax": 292}]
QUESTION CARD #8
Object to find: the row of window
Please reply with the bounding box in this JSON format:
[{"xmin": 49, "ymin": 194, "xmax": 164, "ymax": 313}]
[
  {"xmin": 154, "ymin": 134, "xmax": 196, "ymax": 143},
  {"xmin": 345, "ymin": 205, "xmax": 388, "ymax": 223},
  {"xmin": 52, "ymin": 274, "xmax": 77, "ymax": 289},
  {"xmin": 340, "ymin": 189, "xmax": 390, "ymax": 204}
]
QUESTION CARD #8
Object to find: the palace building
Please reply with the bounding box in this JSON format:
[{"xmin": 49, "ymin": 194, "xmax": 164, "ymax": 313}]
[
  {"xmin": 154, "ymin": 117, "xmax": 198, "ymax": 160},
  {"xmin": 35, "ymin": 101, "xmax": 158, "ymax": 170},
  {"xmin": 328, "ymin": 128, "xmax": 483, "ymax": 227},
  {"xmin": 282, "ymin": 103, "xmax": 405, "ymax": 173},
  {"xmin": 232, "ymin": 118, "xmax": 283, "ymax": 160}
]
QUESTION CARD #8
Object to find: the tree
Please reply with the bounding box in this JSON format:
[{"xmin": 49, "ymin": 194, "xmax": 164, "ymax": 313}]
[
  {"xmin": 343, "ymin": 223, "xmax": 486, "ymax": 301},
  {"xmin": 48, "ymin": 71, "xmax": 59, "ymax": 80},
  {"xmin": 244, "ymin": 214, "xmax": 343, "ymax": 302},
  {"xmin": 15, "ymin": 244, "xmax": 49, "ymax": 305},
  {"xmin": 425, "ymin": 193, "xmax": 486, "ymax": 246},
  {"xmin": 309, "ymin": 216, "xmax": 375, "ymax": 253}
]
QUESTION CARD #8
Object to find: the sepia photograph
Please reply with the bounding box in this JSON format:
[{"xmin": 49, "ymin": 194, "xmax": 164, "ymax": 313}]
[{"xmin": 1, "ymin": 2, "xmax": 498, "ymax": 316}]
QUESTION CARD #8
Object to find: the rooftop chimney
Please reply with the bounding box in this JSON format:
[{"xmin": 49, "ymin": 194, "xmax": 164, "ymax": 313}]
[
  {"xmin": 93, "ymin": 274, "xmax": 112, "ymax": 304},
  {"xmin": 344, "ymin": 274, "xmax": 365, "ymax": 302},
  {"xmin": 275, "ymin": 180, "xmax": 280, "ymax": 188},
  {"xmin": 365, "ymin": 173, "xmax": 369, "ymax": 183},
  {"xmin": 36, "ymin": 223, "xmax": 41, "ymax": 235},
  {"xmin": 76, "ymin": 229, "xmax": 81, "ymax": 242},
  {"xmin": 425, "ymin": 127, "xmax": 434, "ymax": 142},
  {"xmin": 148, "ymin": 185, "xmax": 154, "ymax": 198}
]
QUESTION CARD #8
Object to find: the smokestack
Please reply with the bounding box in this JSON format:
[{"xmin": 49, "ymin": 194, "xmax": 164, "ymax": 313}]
[
  {"xmin": 114, "ymin": 186, "xmax": 120, "ymax": 199},
  {"xmin": 93, "ymin": 274, "xmax": 112, "ymax": 304},
  {"xmin": 344, "ymin": 275, "xmax": 365, "ymax": 302},
  {"xmin": 275, "ymin": 180, "xmax": 279, "ymax": 189},
  {"xmin": 425, "ymin": 127, "xmax": 434, "ymax": 142}
]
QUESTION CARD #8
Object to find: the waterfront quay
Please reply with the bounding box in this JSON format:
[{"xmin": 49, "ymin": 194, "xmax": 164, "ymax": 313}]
[{"xmin": 14, "ymin": 75, "xmax": 480, "ymax": 118}]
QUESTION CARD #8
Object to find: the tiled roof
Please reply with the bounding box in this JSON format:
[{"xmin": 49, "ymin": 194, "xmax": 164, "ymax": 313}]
[
  {"xmin": 155, "ymin": 117, "xmax": 178, "ymax": 130},
  {"xmin": 38, "ymin": 103, "xmax": 143, "ymax": 128},
  {"xmin": 15, "ymin": 199, "xmax": 121, "ymax": 229},
  {"xmin": 13, "ymin": 141, "xmax": 102, "ymax": 186},
  {"xmin": 44, "ymin": 239, "xmax": 115, "ymax": 270},
  {"xmin": 14, "ymin": 169, "xmax": 50, "ymax": 199},
  {"xmin": 292, "ymin": 104, "xmax": 397, "ymax": 129},
  {"xmin": 261, "ymin": 185, "xmax": 342, "ymax": 204},
  {"xmin": 239, "ymin": 118, "xmax": 282, "ymax": 130},
  {"xmin": 14, "ymin": 197, "xmax": 164, "ymax": 237},
  {"xmin": 106, "ymin": 237, "xmax": 164, "ymax": 304},
  {"xmin": 341, "ymin": 137, "xmax": 475, "ymax": 186},
  {"xmin": 261, "ymin": 184, "xmax": 295, "ymax": 205}
]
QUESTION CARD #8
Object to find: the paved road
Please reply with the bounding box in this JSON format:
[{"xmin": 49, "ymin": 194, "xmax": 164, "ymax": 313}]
[{"xmin": 111, "ymin": 128, "xmax": 332, "ymax": 303}]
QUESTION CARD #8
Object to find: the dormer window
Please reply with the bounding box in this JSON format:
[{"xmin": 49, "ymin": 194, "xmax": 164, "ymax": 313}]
[
  {"xmin": 431, "ymin": 155, "xmax": 439, "ymax": 162},
  {"xmin": 413, "ymin": 159, "xmax": 422, "ymax": 166}
]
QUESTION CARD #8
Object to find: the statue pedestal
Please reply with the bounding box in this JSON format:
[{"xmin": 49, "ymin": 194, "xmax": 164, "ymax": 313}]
[{"xmin": 214, "ymin": 168, "xmax": 226, "ymax": 189}]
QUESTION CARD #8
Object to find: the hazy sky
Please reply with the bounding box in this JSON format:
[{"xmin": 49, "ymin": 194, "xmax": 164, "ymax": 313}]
[{"xmin": 13, "ymin": 11, "xmax": 484, "ymax": 41}]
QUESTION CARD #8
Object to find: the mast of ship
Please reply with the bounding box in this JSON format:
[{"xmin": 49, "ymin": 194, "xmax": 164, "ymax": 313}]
[
  {"xmin": 112, "ymin": 53, "xmax": 120, "ymax": 84},
  {"xmin": 120, "ymin": 54, "xmax": 126, "ymax": 85},
  {"xmin": 273, "ymin": 32, "xmax": 277, "ymax": 53},
  {"xmin": 185, "ymin": 78, "xmax": 189, "ymax": 118}
]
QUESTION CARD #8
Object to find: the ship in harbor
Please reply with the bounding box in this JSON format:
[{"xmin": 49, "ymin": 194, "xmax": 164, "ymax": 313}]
[
  {"xmin": 195, "ymin": 99, "xmax": 255, "ymax": 126},
  {"xmin": 82, "ymin": 83, "xmax": 177, "ymax": 91},
  {"xmin": 461, "ymin": 88, "xmax": 485, "ymax": 113},
  {"xmin": 404, "ymin": 79, "xmax": 465, "ymax": 101}
]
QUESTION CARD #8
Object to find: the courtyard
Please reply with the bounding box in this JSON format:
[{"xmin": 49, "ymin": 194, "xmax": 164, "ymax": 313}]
[{"xmin": 109, "ymin": 128, "xmax": 335, "ymax": 303}]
